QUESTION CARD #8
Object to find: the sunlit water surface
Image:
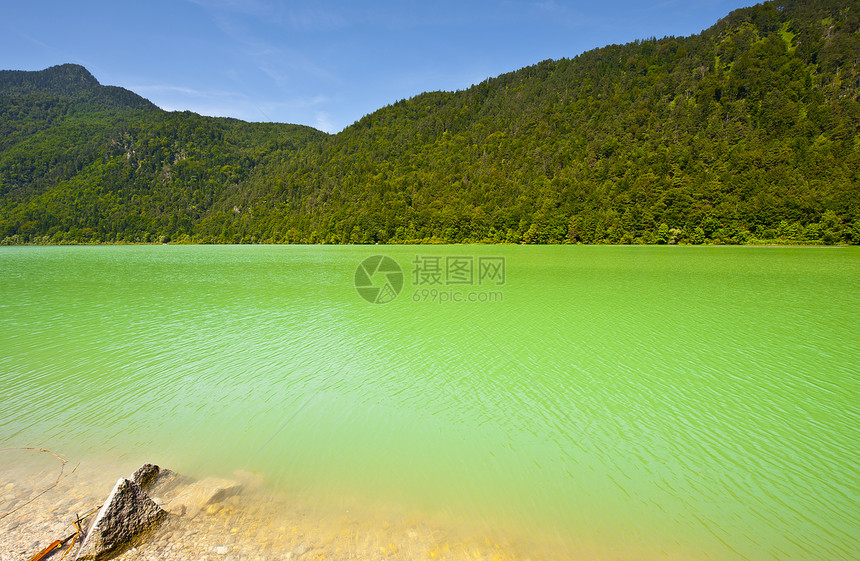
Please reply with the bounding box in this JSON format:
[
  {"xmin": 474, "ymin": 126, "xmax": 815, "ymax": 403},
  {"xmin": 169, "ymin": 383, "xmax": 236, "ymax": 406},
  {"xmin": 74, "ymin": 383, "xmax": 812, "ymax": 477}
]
[{"xmin": 1, "ymin": 245, "xmax": 858, "ymax": 560}]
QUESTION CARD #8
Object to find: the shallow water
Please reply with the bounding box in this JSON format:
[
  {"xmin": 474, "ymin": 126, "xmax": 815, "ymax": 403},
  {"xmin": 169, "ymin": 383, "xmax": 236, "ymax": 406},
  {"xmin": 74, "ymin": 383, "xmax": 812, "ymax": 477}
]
[{"xmin": 1, "ymin": 245, "xmax": 858, "ymax": 560}]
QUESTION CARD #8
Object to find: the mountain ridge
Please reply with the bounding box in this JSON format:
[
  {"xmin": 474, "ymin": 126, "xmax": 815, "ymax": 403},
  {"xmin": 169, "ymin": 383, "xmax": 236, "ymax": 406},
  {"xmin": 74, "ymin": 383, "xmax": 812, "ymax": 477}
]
[
  {"xmin": 0, "ymin": 64, "xmax": 101, "ymax": 93},
  {"xmin": 1, "ymin": 0, "xmax": 858, "ymax": 245},
  {"xmin": 0, "ymin": 63, "xmax": 158, "ymax": 111}
]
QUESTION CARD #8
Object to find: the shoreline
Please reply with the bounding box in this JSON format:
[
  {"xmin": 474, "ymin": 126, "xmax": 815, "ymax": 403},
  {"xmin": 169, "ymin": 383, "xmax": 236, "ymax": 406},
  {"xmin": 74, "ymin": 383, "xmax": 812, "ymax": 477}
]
[
  {"xmin": 0, "ymin": 453, "xmax": 553, "ymax": 561},
  {"xmin": 0, "ymin": 240, "xmax": 850, "ymax": 247}
]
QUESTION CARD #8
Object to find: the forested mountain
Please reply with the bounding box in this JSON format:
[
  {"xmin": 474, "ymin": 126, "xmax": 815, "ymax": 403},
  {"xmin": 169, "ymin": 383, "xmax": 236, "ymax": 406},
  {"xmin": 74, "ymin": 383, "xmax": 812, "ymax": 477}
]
[
  {"xmin": 0, "ymin": 65, "xmax": 326, "ymax": 243},
  {"xmin": 1, "ymin": 0, "xmax": 858, "ymax": 245}
]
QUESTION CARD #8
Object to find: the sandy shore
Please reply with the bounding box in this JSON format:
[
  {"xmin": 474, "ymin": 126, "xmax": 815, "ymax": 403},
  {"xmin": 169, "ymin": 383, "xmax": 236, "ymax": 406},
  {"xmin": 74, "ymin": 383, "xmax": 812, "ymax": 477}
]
[{"xmin": 1, "ymin": 452, "xmax": 547, "ymax": 561}]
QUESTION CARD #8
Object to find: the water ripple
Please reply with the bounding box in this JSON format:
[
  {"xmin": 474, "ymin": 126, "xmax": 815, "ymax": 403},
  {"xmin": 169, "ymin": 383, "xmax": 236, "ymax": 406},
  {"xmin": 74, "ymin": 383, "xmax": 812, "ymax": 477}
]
[{"xmin": 1, "ymin": 245, "xmax": 857, "ymax": 560}]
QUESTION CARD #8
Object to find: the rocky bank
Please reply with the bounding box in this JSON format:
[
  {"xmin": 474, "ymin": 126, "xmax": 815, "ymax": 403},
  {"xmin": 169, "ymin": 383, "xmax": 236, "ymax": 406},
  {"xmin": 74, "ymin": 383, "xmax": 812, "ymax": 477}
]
[{"xmin": 0, "ymin": 456, "xmax": 540, "ymax": 561}]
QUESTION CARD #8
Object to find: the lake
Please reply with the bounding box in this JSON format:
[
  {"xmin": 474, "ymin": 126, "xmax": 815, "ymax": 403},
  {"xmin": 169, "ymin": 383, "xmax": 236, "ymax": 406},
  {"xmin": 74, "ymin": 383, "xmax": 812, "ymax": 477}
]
[{"xmin": 1, "ymin": 245, "xmax": 858, "ymax": 560}]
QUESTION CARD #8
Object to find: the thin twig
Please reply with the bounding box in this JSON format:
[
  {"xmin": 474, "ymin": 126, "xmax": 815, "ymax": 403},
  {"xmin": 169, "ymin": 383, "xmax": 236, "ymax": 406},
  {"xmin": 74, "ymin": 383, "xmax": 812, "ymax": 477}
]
[{"xmin": 0, "ymin": 447, "xmax": 68, "ymax": 520}]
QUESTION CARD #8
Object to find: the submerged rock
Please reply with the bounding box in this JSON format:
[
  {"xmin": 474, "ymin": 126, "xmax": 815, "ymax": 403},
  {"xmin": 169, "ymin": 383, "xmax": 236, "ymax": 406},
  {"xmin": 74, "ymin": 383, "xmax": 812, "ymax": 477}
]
[
  {"xmin": 163, "ymin": 477, "xmax": 242, "ymax": 518},
  {"xmin": 130, "ymin": 464, "xmax": 182, "ymax": 502},
  {"xmin": 75, "ymin": 478, "xmax": 166, "ymax": 560},
  {"xmin": 130, "ymin": 464, "xmax": 160, "ymax": 491},
  {"xmin": 148, "ymin": 468, "xmax": 181, "ymax": 497},
  {"xmin": 232, "ymin": 469, "xmax": 264, "ymax": 492}
]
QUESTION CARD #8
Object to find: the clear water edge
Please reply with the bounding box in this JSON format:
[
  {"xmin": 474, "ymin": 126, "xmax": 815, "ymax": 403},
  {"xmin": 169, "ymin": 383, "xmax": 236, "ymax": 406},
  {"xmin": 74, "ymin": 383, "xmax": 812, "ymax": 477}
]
[{"xmin": 1, "ymin": 245, "xmax": 858, "ymax": 560}]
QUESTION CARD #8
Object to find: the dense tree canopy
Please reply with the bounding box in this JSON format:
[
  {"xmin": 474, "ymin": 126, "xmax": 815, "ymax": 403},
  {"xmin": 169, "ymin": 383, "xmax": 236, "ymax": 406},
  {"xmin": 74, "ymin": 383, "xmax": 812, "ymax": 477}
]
[{"xmin": 1, "ymin": 0, "xmax": 858, "ymax": 245}]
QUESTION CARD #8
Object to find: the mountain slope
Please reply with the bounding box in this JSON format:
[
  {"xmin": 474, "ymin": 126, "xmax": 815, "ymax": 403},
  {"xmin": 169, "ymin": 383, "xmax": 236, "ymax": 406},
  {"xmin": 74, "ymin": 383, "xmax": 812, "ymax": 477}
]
[
  {"xmin": 1, "ymin": 0, "xmax": 858, "ymax": 245},
  {"xmin": 0, "ymin": 65, "xmax": 327, "ymax": 243}
]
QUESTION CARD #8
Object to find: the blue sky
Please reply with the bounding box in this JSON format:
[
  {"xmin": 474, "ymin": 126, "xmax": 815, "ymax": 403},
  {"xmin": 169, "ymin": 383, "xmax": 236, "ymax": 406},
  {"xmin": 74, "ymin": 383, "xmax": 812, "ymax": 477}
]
[{"xmin": 2, "ymin": 0, "xmax": 756, "ymax": 133}]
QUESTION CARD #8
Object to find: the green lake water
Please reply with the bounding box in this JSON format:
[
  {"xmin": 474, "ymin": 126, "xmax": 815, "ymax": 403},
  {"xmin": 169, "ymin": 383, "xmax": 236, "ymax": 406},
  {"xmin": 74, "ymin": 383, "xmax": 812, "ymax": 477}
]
[{"xmin": 1, "ymin": 245, "xmax": 858, "ymax": 560}]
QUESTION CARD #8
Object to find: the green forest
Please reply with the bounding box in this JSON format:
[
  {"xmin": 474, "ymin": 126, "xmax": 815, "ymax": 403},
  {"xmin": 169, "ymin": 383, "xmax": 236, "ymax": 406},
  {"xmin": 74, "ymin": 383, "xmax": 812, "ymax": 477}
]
[{"xmin": 1, "ymin": 0, "xmax": 858, "ymax": 245}]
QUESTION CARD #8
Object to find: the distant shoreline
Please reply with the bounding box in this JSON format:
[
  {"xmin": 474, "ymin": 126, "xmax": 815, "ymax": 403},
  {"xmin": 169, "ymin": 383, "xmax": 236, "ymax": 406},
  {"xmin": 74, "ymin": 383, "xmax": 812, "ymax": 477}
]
[{"xmin": 0, "ymin": 240, "xmax": 851, "ymax": 248}]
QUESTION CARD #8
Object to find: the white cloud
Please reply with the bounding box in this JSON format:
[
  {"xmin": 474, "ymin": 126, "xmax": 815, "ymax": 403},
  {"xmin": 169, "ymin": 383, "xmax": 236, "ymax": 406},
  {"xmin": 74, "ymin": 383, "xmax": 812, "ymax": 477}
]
[{"xmin": 314, "ymin": 111, "xmax": 335, "ymax": 134}]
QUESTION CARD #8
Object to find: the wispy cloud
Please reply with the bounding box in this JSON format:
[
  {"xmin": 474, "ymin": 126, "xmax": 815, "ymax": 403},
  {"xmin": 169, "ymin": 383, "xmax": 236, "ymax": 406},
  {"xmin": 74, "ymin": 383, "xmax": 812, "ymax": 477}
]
[
  {"xmin": 192, "ymin": 4, "xmax": 338, "ymax": 90},
  {"xmin": 130, "ymin": 83, "xmax": 251, "ymax": 116},
  {"xmin": 132, "ymin": 84, "xmax": 209, "ymax": 97},
  {"xmin": 283, "ymin": 6, "xmax": 349, "ymax": 31},
  {"xmin": 185, "ymin": 0, "xmax": 273, "ymax": 19},
  {"xmin": 255, "ymin": 51, "xmax": 337, "ymax": 86},
  {"xmin": 187, "ymin": 0, "xmax": 351, "ymax": 31},
  {"xmin": 530, "ymin": 0, "xmax": 592, "ymax": 28},
  {"xmin": 131, "ymin": 81, "xmax": 334, "ymax": 127},
  {"xmin": 18, "ymin": 32, "xmax": 54, "ymax": 53}
]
